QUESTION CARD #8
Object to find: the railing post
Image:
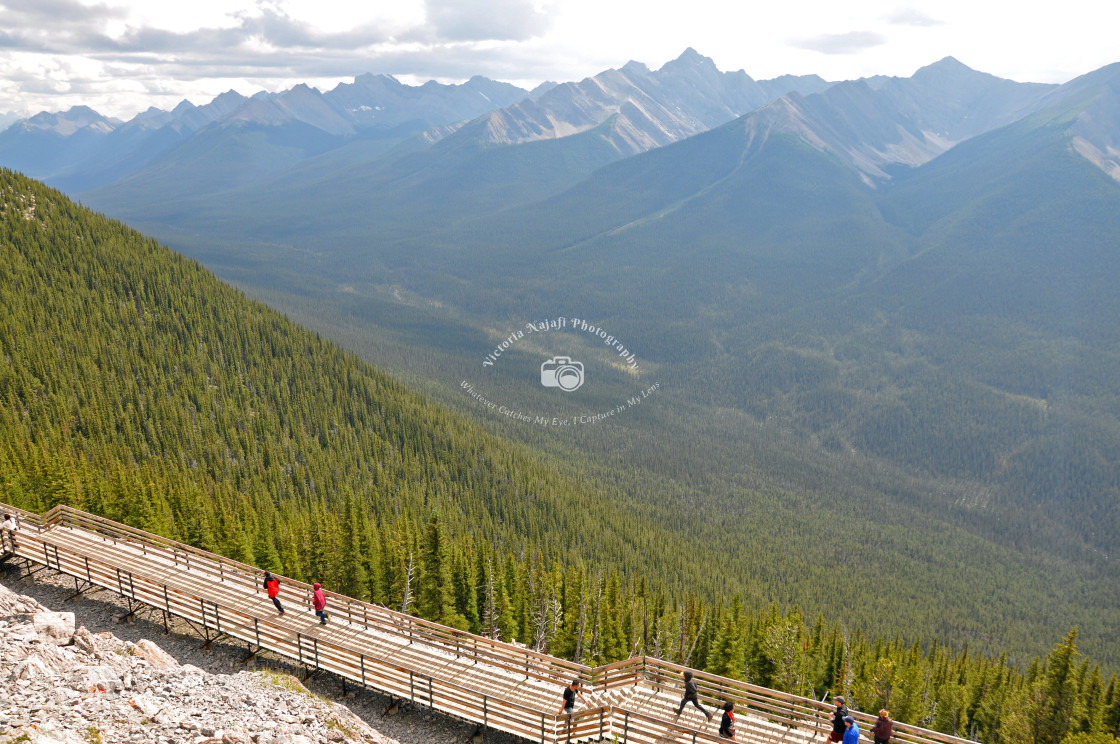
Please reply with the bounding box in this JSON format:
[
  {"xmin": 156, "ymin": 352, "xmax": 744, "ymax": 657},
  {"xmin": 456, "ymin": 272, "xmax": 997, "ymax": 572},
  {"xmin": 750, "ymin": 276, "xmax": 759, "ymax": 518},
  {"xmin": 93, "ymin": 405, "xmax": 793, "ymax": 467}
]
[
  {"xmin": 540, "ymin": 714, "xmax": 545, "ymax": 744},
  {"xmin": 360, "ymin": 654, "xmax": 366, "ymax": 687},
  {"xmin": 624, "ymin": 711, "xmax": 629, "ymax": 742}
]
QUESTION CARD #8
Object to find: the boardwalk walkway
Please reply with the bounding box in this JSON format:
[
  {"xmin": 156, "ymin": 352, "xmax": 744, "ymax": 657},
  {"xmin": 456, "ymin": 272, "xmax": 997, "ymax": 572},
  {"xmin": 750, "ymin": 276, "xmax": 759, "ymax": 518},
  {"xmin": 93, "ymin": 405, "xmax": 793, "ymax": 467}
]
[{"xmin": 0, "ymin": 503, "xmax": 979, "ymax": 744}]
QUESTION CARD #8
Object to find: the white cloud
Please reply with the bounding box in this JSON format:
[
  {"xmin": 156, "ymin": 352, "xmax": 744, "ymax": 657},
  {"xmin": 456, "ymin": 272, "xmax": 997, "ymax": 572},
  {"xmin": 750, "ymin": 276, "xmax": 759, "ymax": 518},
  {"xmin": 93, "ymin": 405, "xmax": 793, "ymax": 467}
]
[
  {"xmin": 1, "ymin": 0, "xmax": 1118, "ymax": 119},
  {"xmin": 884, "ymin": 8, "xmax": 942, "ymax": 27},
  {"xmin": 789, "ymin": 31, "xmax": 888, "ymax": 56}
]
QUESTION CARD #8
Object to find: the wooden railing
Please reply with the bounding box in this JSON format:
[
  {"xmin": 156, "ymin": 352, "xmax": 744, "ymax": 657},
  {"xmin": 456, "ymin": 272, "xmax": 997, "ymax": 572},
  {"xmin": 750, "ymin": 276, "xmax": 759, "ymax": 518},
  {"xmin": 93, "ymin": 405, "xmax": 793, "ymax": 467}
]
[{"xmin": 0, "ymin": 502, "xmax": 981, "ymax": 744}]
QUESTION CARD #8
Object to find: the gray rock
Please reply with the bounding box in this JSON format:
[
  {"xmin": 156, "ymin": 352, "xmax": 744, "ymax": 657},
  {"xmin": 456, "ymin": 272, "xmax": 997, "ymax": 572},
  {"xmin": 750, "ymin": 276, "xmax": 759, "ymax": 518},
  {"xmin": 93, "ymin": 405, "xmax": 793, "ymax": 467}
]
[
  {"xmin": 32, "ymin": 612, "xmax": 75, "ymax": 645},
  {"xmin": 80, "ymin": 665, "xmax": 123, "ymax": 692}
]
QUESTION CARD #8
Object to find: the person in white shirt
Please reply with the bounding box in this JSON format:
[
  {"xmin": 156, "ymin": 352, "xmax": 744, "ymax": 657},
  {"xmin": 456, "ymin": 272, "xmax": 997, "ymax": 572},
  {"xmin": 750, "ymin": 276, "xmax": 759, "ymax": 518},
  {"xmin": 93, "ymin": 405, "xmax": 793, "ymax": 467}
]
[{"xmin": 1, "ymin": 513, "xmax": 19, "ymax": 552}]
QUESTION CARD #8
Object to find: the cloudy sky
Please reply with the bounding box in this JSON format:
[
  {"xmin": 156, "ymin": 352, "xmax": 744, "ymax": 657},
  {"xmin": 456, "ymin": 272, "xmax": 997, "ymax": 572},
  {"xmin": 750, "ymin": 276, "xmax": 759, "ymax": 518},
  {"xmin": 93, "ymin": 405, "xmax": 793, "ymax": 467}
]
[{"xmin": 2, "ymin": 0, "xmax": 1117, "ymax": 120}]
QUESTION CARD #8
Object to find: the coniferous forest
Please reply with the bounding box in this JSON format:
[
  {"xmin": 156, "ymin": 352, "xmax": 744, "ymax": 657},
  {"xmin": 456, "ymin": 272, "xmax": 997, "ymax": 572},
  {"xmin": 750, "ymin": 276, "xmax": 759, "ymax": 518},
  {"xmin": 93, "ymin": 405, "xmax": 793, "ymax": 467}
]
[{"xmin": 2, "ymin": 169, "xmax": 1119, "ymax": 744}]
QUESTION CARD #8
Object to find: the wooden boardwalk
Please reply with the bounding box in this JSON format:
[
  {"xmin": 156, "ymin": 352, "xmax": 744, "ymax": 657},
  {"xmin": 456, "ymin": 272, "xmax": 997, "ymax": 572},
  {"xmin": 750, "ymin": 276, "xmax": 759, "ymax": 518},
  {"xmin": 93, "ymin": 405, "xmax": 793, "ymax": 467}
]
[{"xmin": 0, "ymin": 503, "xmax": 980, "ymax": 744}]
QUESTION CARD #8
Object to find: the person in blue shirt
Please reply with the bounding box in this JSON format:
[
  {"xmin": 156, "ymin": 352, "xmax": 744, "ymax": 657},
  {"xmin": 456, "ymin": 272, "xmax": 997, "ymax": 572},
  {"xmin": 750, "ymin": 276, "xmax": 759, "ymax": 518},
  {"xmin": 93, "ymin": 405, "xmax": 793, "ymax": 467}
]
[{"xmin": 843, "ymin": 715, "xmax": 861, "ymax": 744}]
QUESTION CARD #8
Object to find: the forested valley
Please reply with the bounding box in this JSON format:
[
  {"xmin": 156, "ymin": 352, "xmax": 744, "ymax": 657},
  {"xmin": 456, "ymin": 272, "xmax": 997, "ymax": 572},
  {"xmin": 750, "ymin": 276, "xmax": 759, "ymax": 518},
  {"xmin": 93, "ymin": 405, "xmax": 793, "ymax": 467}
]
[{"xmin": 2, "ymin": 170, "xmax": 1119, "ymax": 744}]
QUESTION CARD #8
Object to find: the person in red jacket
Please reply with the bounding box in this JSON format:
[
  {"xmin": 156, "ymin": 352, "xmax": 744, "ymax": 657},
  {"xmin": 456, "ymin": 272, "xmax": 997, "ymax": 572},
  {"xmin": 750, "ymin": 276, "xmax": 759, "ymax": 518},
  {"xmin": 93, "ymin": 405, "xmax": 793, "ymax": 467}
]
[
  {"xmin": 313, "ymin": 582, "xmax": 329, "ymax": 624},
  {"xmin": 262, "ymin": 571, "xmax": 284, "ymax": 616}
]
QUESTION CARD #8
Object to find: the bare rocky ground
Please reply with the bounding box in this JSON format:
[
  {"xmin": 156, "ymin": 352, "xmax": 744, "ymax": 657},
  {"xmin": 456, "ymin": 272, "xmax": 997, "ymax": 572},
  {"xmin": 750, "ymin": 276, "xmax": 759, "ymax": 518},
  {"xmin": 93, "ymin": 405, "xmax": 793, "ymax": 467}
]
[{"xmin": 1, "ymin": 561, "xmax": 526, "ymax": 744}]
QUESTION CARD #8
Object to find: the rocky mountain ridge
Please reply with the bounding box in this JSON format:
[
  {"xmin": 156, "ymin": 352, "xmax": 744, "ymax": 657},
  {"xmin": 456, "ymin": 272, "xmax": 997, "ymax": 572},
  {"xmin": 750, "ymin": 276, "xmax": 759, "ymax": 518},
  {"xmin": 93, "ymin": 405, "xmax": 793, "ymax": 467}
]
[
  {"xmin": 0, "ymin": 75, "xmax": 529, "ymax": 193},
  {"xmin": 462, "ymin": 47, "xmax": 831, "ymax": 155},
  {"xmin": 727, "ymin": 56, "xmax": 1057, "ymax": 182}
]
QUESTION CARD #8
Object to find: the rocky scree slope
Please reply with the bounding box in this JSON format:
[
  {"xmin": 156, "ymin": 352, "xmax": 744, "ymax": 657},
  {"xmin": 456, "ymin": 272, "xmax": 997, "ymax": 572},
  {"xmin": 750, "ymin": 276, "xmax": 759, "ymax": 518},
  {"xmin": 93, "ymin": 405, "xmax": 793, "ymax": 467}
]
[{"xmin": 0, "ymin": 578, "xmax": 397, "ymax": 744}]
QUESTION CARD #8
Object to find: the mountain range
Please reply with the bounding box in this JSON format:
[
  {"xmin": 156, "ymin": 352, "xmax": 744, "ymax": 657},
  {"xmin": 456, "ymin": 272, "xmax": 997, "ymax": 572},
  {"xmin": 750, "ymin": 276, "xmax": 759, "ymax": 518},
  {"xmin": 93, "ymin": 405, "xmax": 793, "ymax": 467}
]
[{"xmin": 0, "ymin": 49, "xmax": 827, "ymax": 201}]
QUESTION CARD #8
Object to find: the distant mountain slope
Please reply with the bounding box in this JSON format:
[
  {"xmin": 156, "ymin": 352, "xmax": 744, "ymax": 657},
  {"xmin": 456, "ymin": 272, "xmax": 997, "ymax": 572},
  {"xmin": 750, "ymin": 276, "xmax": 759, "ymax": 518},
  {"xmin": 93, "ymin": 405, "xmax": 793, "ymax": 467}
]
[
  {"xmin": 0, "ymin": 75, "xmax": 529, "ymax": 195},
  {"xmin": 0, "ymin": 106, "xmax": 121, "ymax": 181},
  {"xmin": 714, "ymin": 57, "xmax": 1054, "ymax": 182},
  {"xmin": 78, "ymin": 49, "xmax": 835, "ymax": 236},
  {"xmin": 380, "ymin": 60, "xmax": 1120, "ymax": 557}
]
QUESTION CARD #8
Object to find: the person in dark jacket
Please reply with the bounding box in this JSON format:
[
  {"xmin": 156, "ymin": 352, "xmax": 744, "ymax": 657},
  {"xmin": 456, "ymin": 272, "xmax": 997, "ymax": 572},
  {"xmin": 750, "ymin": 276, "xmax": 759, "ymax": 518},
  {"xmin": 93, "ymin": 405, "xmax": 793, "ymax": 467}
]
[
  {"xmin": 262, "ymin": 571, "xmax": 285, "ymax": 616},
  {"xmin": 871, "ymin": 710, "xmax": 893, "ymax": 744},
  {"xmin": 559, "ymin": 679, "xmax": 588, "ymax": 715},
  {"xmin": 719, "ymin": 701, "xmax": 736, "ymax": 740},
  {"xmin": 824, "ymin": 696, "xmax": 849, "ymax": 744},
  {"xmin": 843, "ymin": 715, "xmax": 860, "ymax": 744},
  {"xmin": 676, "ymin": 671, "xmax": 713, "ymax": 720},
  {"xmin": 312, "ymin": 582, "xmax": 329, "ymax": 624}
]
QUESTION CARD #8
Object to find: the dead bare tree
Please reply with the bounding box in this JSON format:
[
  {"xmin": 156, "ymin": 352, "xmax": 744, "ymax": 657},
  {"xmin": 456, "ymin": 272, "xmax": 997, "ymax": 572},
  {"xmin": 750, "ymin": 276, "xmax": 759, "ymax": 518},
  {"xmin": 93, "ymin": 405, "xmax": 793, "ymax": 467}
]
[
  {"xmin": 483, "ymin": 557, "xmax": 498, "ymax": 640},
  {"xmin": 683, "ymin": 608, "xmax": 707, "ymax": 667},
  {"xmin": 400, "ymin": 551, "xmax": 416, "ymax": 615}
]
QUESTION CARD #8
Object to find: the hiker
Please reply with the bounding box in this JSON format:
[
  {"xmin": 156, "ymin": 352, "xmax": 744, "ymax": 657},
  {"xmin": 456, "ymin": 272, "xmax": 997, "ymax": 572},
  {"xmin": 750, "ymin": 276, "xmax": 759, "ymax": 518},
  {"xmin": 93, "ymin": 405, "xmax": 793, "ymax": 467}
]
[
  {"xmin": 676, "ymin": 670, "xmax": 712, "ymax": 721},
  {"xmin": 843, "ymin": 716, "xmax": 861, "ymax": 744},
  {"xmin": 872, "ymin": 710, "xmax": 893, "ymax": 744},
  {"xmin": 312, "ymin": 582, "xmax": 329, "ymax": 624},
  {"xmin": 262, "ymin": 571, "xmax": 285, "ymax": 616},
  {"xmin": 1, "ymin": 513, "xmax": 18, "ymax": 552},
  {"xmin": 719, "ymin": 701, "xmax": 736, "ymax": 740},
  {"xmin": 824, "ymin": 696, "xmax": 850, "ymax": 744},
  {"xmin": 559, "ymin": 679, "xmax": 588, "ymax": 715}
]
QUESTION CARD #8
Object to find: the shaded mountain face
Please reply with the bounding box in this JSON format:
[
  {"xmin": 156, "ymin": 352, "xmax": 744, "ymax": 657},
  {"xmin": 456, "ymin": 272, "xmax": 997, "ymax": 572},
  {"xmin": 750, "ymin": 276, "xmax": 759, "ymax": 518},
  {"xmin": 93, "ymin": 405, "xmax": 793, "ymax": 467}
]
[
  {"xmin": 1048, "ymin": 62, "xmax": 1120, "ymax": 183},
  {"xmin": 0, "ymin": 106, "xmax": 121, "ymax": 180},
  {"xmin": 729, "ymin": 57, "xmax": 1056, "ymax": 182},
  {"xmin": 0, "ymin": 75, "xmax": 528, "ymax": 194}
]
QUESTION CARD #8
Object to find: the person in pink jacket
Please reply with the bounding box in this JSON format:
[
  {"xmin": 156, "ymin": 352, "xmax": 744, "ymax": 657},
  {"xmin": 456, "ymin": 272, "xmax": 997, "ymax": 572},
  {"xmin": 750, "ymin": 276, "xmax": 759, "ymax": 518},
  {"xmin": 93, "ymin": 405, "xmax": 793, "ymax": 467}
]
[{"xmin": 312, "ymin": 582, "xmax": 329, "ymax": 625}]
